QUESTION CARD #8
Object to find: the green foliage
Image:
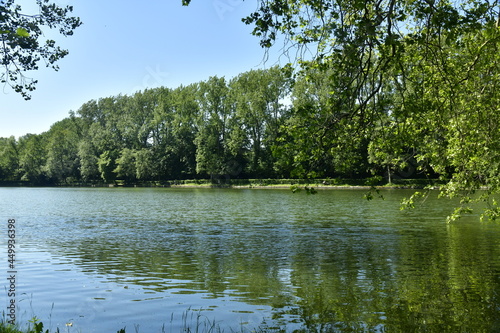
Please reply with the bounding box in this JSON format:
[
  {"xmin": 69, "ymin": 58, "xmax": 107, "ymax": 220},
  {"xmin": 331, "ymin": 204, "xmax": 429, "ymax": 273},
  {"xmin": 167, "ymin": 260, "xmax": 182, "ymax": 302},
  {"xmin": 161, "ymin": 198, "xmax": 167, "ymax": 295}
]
[
  {"xmin": 135, "ymin": 148, "xmax": 157, "ymax": 180},
  {"xmin": 114, "ymin": 148, "xmax": 137, "ymax": 182},
  {"xmin": 0, "ymin": 317, "xmax": 61, "ymax": 333},
  {"xmin": 17, "ymin": 134, "xmax": 47, "ymax": 182},
  {"xmin": 43, "ymin": 118, "xmax": 81, "ymax": 183},
  {"xmin": 230, "ymin": 67, "xmax": 293, "ymax": 176},
  {"xmin": 201, "ymin": 0, "xmax": 500, "ymax": 220},
  {"xmin": 98, "ymin": 150, "xmax": 117, "ymax": 183},
  {"xmin": 194, "ymin": 76, "xmax": 231, "ymax": 177},
  {"xmin": 290, "ymin": 184, "xmax": 317, "ymax": 194},
  {"xmin": 0, "ymin": 0, "xmax": 82, "ymax": 99},
  {"xmin": 15, "ymin": 27, "xmax": 29, "ymax": 38},
  {"xmin": 77, "ymin": 139, "xmax": 99, "ymax": 181},
  {"xmin": 0, "ymin": 136, "xmax": 19, "ymax": 180},
  {"xmin": 28, "ymin": 317, "xmax": 48, "ymax": 333}
]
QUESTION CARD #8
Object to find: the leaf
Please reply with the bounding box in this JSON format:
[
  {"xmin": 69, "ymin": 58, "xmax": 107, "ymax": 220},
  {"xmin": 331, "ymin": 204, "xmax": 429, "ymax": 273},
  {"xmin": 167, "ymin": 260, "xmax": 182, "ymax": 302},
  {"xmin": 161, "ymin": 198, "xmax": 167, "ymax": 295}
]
[{"xmin": 16, "ymin": 27, "xmax": 30, "ymax": 37}]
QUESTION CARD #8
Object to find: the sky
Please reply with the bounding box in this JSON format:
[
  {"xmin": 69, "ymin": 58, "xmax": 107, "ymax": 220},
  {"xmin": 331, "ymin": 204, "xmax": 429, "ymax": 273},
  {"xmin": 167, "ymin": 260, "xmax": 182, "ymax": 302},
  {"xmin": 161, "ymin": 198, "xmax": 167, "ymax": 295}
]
[{"xmin": 1, "ymin": 0, "xmax": 288, "ymax": 138}]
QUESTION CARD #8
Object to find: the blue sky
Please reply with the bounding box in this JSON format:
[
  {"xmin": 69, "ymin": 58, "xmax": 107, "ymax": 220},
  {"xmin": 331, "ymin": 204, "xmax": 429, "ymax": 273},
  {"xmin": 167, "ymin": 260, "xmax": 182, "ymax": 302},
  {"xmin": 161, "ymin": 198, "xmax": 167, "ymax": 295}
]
[{"xmin": 1, "ymin": 0, "xmax": 286, "ymax": 138}]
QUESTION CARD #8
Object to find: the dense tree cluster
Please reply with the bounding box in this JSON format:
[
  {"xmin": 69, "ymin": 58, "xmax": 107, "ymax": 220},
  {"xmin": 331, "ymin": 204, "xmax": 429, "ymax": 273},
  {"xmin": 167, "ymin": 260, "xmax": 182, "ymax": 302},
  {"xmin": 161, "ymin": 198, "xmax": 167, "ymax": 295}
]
[
  {"xmin": 0, "ymin": 68, "xmax": 312, "ymax": 181},
  {"xmin": 0, "ymin": 65, "xmax": 431, "ymax": 186}
]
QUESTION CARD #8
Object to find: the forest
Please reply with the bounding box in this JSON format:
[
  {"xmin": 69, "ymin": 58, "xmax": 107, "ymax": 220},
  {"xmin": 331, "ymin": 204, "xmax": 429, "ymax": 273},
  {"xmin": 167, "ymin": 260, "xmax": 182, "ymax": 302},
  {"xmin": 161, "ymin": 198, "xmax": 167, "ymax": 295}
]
[
  {"xmin": 0, "ymin": 66, "xmax": 383, "ymax": 185},
  {"xmin": 0, "ymin": 50, "xmax": 497, "ymax": 190}
]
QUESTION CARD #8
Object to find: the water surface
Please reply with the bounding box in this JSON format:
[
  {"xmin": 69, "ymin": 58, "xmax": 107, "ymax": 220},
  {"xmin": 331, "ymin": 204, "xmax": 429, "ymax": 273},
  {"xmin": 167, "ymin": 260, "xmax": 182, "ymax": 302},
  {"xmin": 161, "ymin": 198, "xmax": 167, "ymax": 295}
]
[{"xmin": 1, "ymin": 187, "xmax": 499, "ymax": 332}]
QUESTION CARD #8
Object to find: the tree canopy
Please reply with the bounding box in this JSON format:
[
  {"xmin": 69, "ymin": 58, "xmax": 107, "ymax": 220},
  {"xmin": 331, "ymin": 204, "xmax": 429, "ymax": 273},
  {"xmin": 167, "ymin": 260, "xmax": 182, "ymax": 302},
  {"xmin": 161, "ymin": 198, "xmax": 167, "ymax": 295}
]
[
  {"xmin": 0, "ymin": 0, "xmax": 81, "ymax": 99},
  {"xmin": 0, "ymin": 67, "xmax": 298, "ymax": 184},
  {"xmin": 182, "ymin": 0, "xmax": 500, "ymax": 221}
]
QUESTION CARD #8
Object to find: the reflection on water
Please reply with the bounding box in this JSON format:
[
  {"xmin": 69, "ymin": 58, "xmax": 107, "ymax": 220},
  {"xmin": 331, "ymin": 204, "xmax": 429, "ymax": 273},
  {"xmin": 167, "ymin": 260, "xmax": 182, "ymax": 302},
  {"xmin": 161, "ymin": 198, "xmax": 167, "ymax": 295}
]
[{"xmin": 1, "ymin": 187, "xmax": 500, "ymax": 332}]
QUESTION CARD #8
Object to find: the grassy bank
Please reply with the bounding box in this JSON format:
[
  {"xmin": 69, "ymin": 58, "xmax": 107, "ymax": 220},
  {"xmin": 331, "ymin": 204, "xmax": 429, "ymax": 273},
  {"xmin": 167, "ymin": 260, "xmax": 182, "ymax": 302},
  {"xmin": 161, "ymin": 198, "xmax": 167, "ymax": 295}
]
[
  {"xmin": 110, "ymin": 177, "xmax": 440, "ymax": 189},
  {"xmin": 0, "ymin": 177, "xmax": 442, "ymax": 189}
]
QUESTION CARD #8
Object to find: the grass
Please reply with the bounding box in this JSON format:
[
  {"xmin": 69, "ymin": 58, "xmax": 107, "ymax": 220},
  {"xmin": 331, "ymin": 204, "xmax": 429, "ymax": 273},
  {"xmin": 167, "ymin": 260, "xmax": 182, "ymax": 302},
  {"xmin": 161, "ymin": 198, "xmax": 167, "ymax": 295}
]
[
  {"xmin": 0, "ymin": 317, "xmax": 58, "ymax": 333},
  {"xmin": 162, "ymin": 177, "xmax": 441, "ymax": 189},
  {"xmin": 0, "ymin": 320, "xmax": 285, "ymax": 333},
  {"xmin": 1, "ymin": 310, "xmax": 288, "ymax": 333}
]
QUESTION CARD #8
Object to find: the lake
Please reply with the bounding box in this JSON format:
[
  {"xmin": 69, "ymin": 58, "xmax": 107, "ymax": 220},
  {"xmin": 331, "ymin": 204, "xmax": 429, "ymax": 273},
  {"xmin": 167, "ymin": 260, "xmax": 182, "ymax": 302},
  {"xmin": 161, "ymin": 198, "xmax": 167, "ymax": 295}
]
[{"xmin": 1, "ymin": 187, "xmax": 500, "ymax": 332}]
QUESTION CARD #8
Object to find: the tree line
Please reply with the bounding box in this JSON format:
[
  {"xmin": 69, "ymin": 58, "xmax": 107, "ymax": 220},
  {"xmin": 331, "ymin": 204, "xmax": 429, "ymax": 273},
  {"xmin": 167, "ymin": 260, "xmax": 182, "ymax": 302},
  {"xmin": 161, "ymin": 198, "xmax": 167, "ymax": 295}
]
[{"xmin": 0, "ymin": 65, "xmax": 428, "ymax": 185}]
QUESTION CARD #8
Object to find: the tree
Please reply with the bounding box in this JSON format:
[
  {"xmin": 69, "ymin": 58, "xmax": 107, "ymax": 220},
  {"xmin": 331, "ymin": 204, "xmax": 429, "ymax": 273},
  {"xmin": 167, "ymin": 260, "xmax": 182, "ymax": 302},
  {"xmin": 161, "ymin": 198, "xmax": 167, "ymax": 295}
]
[
  {"xmin": 84, "ymin": 97, "xmax": 125, "ymax": 156},
  {"xmin": 118, "ymin": 91, "xmax": 156, "ymax": 150},
  {"xmin": 17, "ymin": 133, "xmax": 46, "ymax": 182},
  {"xmin": 386, "ymin": 25, "xmax": 500, "ymax": 220},
  {"xmin": 170, "ymin": 84, "xmax": 199, "ymax": 178},
  {"xmin": 0, "ymin": 136, "xmax": 19, "ymax": 180},
  {"xmin": 78, "ymin": 139, "xmax": 99, "ymax": 181},
  {"xmin": 195, "ymin": 76, "xmax": 233, "ymax": 180},
  {"xmin": 230, "ymin": 66, "xmax": 292, "ymax": 177},
  {"xmin": 184, "ymin": 0, "xmax": 500, "ymax": 219},
  {"xmin": 114, "ymin": 148, "xmax": 136, "ymax": 182},
  {"xmin": 1, "ymin": 0, "xmax": 82, "ymax": 99},
  {"xmin": 98, "ymin": 150, "xmax": 117, "ymax": 183},
  {"xmin": 144, "ymin": 87, "xmax": 177, "ymax": 179},
  {"xmin": 135, "ymin": 148, "xmax": 157, "ymax": 180},
  {"xmin": 284, "ymin": 66, "xmax": 373, "ymax": 179},
  {"xmin": 43, "ymin": 118, "xmax": 81, "ymax": 182}
]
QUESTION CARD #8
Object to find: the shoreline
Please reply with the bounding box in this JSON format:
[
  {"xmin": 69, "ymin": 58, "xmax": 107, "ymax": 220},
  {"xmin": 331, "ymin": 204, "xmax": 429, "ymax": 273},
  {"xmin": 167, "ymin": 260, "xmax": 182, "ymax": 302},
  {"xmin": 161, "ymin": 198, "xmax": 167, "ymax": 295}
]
[
  {"xmin": 0, "ymin": 184, "xmax": 434, "ymax": 190},
  {"xmin": 0, "ymin": 178, "xmax": 441, "ymax": 190},
  {"xmin": 169, "ymin": 184, "xmax": 424, "ymax": 190}
]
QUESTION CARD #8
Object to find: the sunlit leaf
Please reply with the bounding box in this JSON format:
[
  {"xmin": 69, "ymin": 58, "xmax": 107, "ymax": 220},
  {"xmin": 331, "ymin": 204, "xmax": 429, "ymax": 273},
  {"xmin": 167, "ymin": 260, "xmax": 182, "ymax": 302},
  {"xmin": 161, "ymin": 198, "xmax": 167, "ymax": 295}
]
[{"xmin": 16, "ymin": 27, "xmax": 30, "ymax": 37}]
